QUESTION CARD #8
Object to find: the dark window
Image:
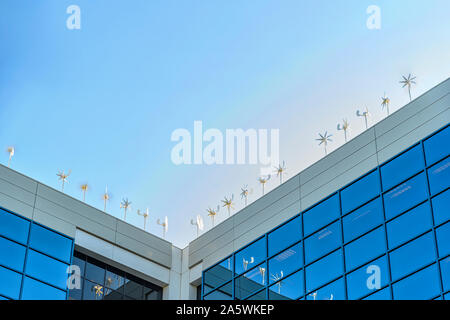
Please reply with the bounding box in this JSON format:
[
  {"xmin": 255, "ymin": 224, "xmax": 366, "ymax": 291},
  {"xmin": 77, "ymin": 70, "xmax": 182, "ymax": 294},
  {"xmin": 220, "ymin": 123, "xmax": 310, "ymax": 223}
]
[
  {"xmin": 303, "ymin": 194, "xmax": 340, "ymax": 236},
  {"xmin": 343, "ymin": 197, "xmax": 383, "ymax": 243},
  {"xmin": 246, "ymin": 289, "xmax": 266, "ymax": 300},
  {"xmin": 392, "ymin": 264, "xmax": 440, "ymax": 300},
  {"xmin": 389, "ymin": 232, "xmax": 436, "ymax": 281},
  {"xmin": 386, "ymin": 202, "xmax": 432, "ymax": 249},
  {"xmin": 235, "ymin": 237, "xmax": 266, "ymax": 275},
  {"xmin": 341, "ymin": 170, "xmax": 380, "ymax": 214},
  {"xmin": 423, "ymin": 126, "xmax": 450, "ymax": 165},
  {"xmin": 427, "ymin": 157, "xmax": 450, "ymax": 196},
  {"xmin": 203, "ymin": 281, "xmax": 232, "ymax": 300},
  {"xmin": 268, "ymin": 216, "xmax": 301, "ymax": 257},
  {"xmin": 380, "ymin": 144, "xmax": 424, "ymax": 191},
  {"xmin": 383, "ymin": 173, "xmax": 428, "ymax": 220}
]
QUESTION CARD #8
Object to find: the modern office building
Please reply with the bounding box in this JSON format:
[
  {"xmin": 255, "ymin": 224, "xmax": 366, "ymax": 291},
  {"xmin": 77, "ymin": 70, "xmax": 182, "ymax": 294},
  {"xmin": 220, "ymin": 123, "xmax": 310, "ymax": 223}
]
[{"xmin": 0, "ymin": 78, "xmax": 449, "ymax": 300}]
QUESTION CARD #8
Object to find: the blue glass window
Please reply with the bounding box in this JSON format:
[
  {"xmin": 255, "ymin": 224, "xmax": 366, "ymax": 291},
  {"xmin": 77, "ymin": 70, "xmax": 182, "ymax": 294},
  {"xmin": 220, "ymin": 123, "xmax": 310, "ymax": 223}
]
[
  {"xmin": 85, "ymin": 259, "xmax": 106, "ymax": 284},
  {"xmin": 305, "ymin": 221, "xmax": 341, "ymax": 264},
  {"xmin": 235, "ymin": 263, "xmax": 267, "ymax": 299},
  {"xmin": 306, "ymin": 277, "xmax": 345, "ymax": 300},
  {"xmin": 424, "ymin": 126, "xmax": 450, "ymax": 165},
  {"xmin": 0, "ymin": 209, "xmax": 29, "ymax": 244},
  {"xmin": 22, "ymin": 276, "xmax": 66, "ymax": 300},
  {"xmin": 268, "ymin": 242, "xmax": 302, "ymax": 284},
  {"xmin": 389, "ymin": 232, "xmax": 436, "ymax": 281},
  {"xmin": 203, "ymin": 256, "xmax": 233, "ymax": 293},
  {"xmin": 381, "ymin": 144, "xmax": 424, "ymax": 191},
  {"xmin": 436, "ymin": 222, "xmax": 450, "ymax": 258},
  {"xmin": 386, "ymin": 202, "xmax": 432, "ymax": 249},
  {"xmin": 341, "ymin": 170, "xmax": 380, "ymax": 214},
  {"xmin": 346, "ymin": 255, "xmax": 389, "ymax": 300},
  {"xmin": 0, "ymin": 236, "xmax": 26, "ymax": 272},
  {"xmin": 383, "ymin": 172, "xmax": 428, "ymax": 220},
  {"xmin": 204, "ymin": 282, "xmax": 232, "ymax": 300},
  {"xmin": 29, "ymin": 224, "xmax": 72, "ymax": 263},
  {"xmin": 362, "ymin": 286, "xmax": 391, "ymax": 300},
  {"xmin": 344, "ymin": 226, "xmax": 385, "ymax": 272},
  {"xmin": 247, "ymin": 289, "xmax": 266, "ymax": 300},
  {"xmin": 268, "ymin": 216, "xmax": 301, "ymax": 257},
  {"xmin": 303, "ymin": 194, "xmax": 340, "ymax": 236},
  {"xmin": 432, "ymin": 189, "xmax": 450, "ymax": 225},
  {"xmin": 305, "ymin": 250, "xmax": 343, "ymax": 292},
  {"xmin": 235, "ymin": 237, "xmax": 266, "ymax": 275},
  {"xmin": 25, "ymin": 249, "xmax": 68, "ymax": 290},
  {"xmin": 440, "ymin": 257, "xmax": 450, "ymax": 292},
  {"xmin": 343, "ymin": 197, "xmax": 383, "ymax": 243},
  {"xmin": 428, "ymin": 157, "xmax": 450, "ymax": 196},
  {"xmin": 269, "ymin": 269, "xmax": 303, "ymax": 300},
  {"xmin": 392, "ymin": 264, "xmax": 440, "ymax": 300},
  {"xmin": 82, "ymin": 279, "xmax": 104, "ymax": 300},
  {"xmin": 0, "ymin": 266, "xmax": 22, "ymax": 299}
]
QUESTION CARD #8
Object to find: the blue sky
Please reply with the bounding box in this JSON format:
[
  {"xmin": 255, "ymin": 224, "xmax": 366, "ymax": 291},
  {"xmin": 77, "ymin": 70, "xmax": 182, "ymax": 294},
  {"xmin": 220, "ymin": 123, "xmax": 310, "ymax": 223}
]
[{"xmin": 1, "ymin": 0, "xmax": 449, "ymax": 247}]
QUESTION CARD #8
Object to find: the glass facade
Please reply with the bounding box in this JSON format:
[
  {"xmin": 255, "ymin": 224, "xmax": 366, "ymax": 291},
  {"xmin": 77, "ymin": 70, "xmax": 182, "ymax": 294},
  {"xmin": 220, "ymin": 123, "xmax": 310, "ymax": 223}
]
[
  {"xmin": 202, "ymin": 124, "xmax": 450, "ymax": 300},
  {"xmin": 68, "ymin": 251, "xmax": 162, "ymax": 300},
  {"xmin": 0, "ymin": 208, "xmax": 74, "ymax": 300}
]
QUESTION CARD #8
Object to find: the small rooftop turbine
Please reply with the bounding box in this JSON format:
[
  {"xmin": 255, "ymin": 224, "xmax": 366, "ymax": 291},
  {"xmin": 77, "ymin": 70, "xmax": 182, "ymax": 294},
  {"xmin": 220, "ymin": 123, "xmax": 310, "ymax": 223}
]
[
  {"xmin": 270, "ymin": 271, "xmax": 284, "ymax": 294},
  {"xmin": 6, "ymin": 146, "xmax": 14, "ymax": 168},
  {"xmin": 221, "ymin": 194, "xmax": 235, "ymax": 217},
  {"xmin": 400, "ymin": 74, "xmax": 416, "ymax": 101},
  {"xmin": 316, "ymin": 132, "xmax": 333, "ymax": 156},
  {"xmin": 206, "ymin": 205, "xmax": 220, "ymax": 227},
  {"xmin": 381, "ymin": 93, "xmax": 391, "ymax": 116},
  {"xmin": 243, "ymin": 257, "xmax": 254, "ymax": 271},
  {"xmin": 56, "ymin": 170, "xmax": 71, "ymax": 192},
  {"xmin": 120, "ymin": 198, "xmax": 131, "ymax": 221},
  {"xmin": 356, "ymin": 108, "xmax": 370, "ymax": 129},
  {"xmin": 102, "ymin": 186, "xmax": 110, "ymax": 212},
  {"xmin": 157, "ymin": 216, "xmax": 169, "ymax": 239},
  {"xmin": 190, "ymin": 215, "xmax": 204, "ymax": 237},
  {"xmin": 80, "ymin": 183, "xmax": 89, "ymax": 202},
  {"xmin": 274, "ymin": 161, "xmax": 287, "ymax": 184},
  {"xmin": 240, "ymin": 185, "xmax": 253, "ymax": 206},
  {"xmin": 257, "ymin": 175, "xmax": 271, "ymax": 195},
  {"xmin": 337, "ymin": 119, "xmax": 350, "ymax": 142},
  {"xmin": 137, "ymin": 208, "xmax": 150, "ymax": 231}
]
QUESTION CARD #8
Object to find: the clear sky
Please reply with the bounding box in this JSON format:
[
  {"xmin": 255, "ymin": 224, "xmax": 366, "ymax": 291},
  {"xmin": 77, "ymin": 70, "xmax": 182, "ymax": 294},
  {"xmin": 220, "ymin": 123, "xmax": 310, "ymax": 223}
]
[{"xmin": 1, "ymin": 0, "xmax": 449, "ymax": 247}]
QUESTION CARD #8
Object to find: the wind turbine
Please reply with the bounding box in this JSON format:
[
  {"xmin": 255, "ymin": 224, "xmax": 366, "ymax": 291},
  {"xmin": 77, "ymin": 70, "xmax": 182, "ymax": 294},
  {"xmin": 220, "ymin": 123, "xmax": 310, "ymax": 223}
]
[
  {"xmin": 80, "ymin": 183, "xmax": 89, "ymax": 202},
  {"xmin": 240, "ymin": 185, "xmax": 252, "ymax": 206},
  {"xmin": 243, "ymin": 257, "xmax": 254, "ymax": 271},
  {"xmin": 206, "ymin": 206, "xmax": 220, "ymax": 227},
  {"xmin": 190, "ymin": 215, "xmax": 204, "ymax": 237},
  {"xmin": 400, "ymin": 74, "xmax": 416, "ymax": 101},
  {"xmin": 221, "ymin": 194, "xmax": 235, "ymax": 217},
  {"xmin": 270, "ymin": 271, "xmax": 284, "ymax": 294},
  {"xmin": 316, "ymin": 132, "xmax": 333, "ymax": 155},
  {"xmin": 6, "ymin": 146, "xmax": 14, "ymax": 168},
  {"xmin": 259, "ymin": 266, "xmax": 266, "ymax": 285},
  {"xmin": 381, "ymin": 93, "xmax": 390, "ymax": 116},
  {"xmin": 337, "ymin": 119, "xmax": 350, "ymax": 142},
  {"xmin": 137, "ymin": 208, "xmax": 150, "ymax": 231},
  {"xmin": 274, "ymin": 161, "xmax": 287, "ymax": 184},
  {"xmin": 102, "ymin": 186, "xmax": 110, "ymax": 212},
  {"xmin": 120, "ymin": 198, "xmax": 131, "ymax": 221},
  {"xmin": 56, "ymin": 170, "xmax": 71, "ymax": 192},
  {"xmin": 257, "ymin": 175, "xmax": 271, "ymax": 195},
  {"xmin": 157, "ymin": 216, "xmax": 169, "ymax": 239},
  {"xmin": 356, "ymin": 108, "xmax": 370, "ymax": 129}
]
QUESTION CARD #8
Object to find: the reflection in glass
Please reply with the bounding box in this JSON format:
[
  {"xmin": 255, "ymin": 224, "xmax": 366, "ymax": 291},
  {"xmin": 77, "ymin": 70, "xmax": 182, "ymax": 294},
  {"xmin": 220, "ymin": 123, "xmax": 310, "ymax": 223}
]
[
  {"xmin": 83, "ymin": 279, "xmax": 104, "ymax": 300},
  {"xmin": 235, "ymin": 237, "xmax": 266, "ymax": 275},
  {"xmin": 22, "ymin": 276, "xmax": 66, "ymax": 300},
  {"xmin": 305, "ymin": 221, "xmax": 341, "ymax": 264},
  {"xmin": 0, "ymin": 209, "xmax": 30, "ymax": 244},
  {"xmin": 247, "ymin": 289, "xmax": 266, "ymax": 300},
  {"xmin": 25, "ymin": 249, "xmax": 69, "ymax": 290},
  {"xmin": 344, "ymin": 227, "xmax": 385, "ymax": 272},
  {"xmin": 85, "ymin": 259, "xmax": 106, "ymax": 285},
  {"xmin": 383, "ymin": 173, "xmax": 428, "ymax": 220},
  {"xmin": 436, "ymin": 222, "xmax": 450, "ymax": 258},
  {"xmin": 235, "ymin": 263, "xmax": 266, "ymax": 299},
  {"xmin": 0, "ymin": 236, "xmax": 26, "ymax": 272},
  {"xmin": 362, "ymin": 286, "xmax": 391, "ymax": 300},
  {"xmin": 29, "ymin": 224, "xmax": 72, "ymax": 263},
  {"xmin": 0, "ymin": 266, "xmax": 22, "ymax": 300},
  {"xmin": 268, "ymin": 242, "xmax": 302, "ymax": 284},
  {"xmin": 305, "ymin": 250, "xmax": 343, "ymax": 292},
  {"xmin": 343, "ymin": 197, "xmax": 383, "ymax": 243},
  {"xmin": 424, "ymin": 126, "xmax": 450, "ymax": 165},
  {"xmin": 269, "ymin": 270, "xmax": 303, "ymax": 300},
  {"xmin": 204, "ymin": 256, "xmax": 233, "ymax": 293},
  {"xmin": 307, "ymin": 277, "xmax": 345, "ymax": 300},
  {"xmin": 431, "ymin": 189, "xmax": 450, "ymax": 226},
  {"xmin": 303, "ymin": 194, "xmax": 340, "ymax": 236},
  {"xmin": 268, "ymin": 216, "xmax": 301, "ymax": 257},
  {"xmin": 204, "ymin": 281, "xmax": 232, "ymax": 300},
  {"xmin": 440, "ymin": 257, "xmax": 450, "ymax": 292}
]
